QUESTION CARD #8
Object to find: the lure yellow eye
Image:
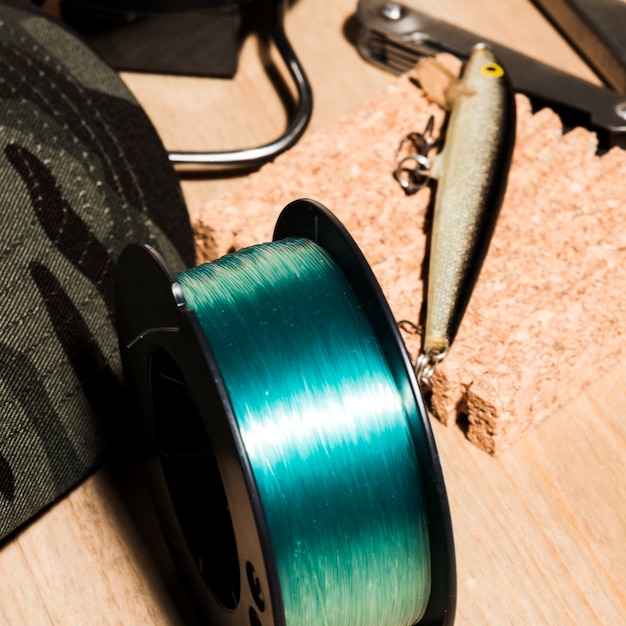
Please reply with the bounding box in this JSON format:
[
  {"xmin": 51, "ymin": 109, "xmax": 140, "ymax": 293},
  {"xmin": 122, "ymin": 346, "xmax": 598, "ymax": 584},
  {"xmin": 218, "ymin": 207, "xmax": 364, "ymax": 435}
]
[{"xmin": 480, "ymin": 62, "xmax": 505, "ymax": 78}]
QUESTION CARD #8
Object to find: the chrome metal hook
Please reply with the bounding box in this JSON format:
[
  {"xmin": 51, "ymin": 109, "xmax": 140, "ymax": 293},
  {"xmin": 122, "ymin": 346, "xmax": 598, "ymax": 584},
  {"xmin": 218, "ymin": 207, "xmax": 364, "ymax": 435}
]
[
  {"xmin": 393, "ymin": 115, "xmax": 437, "ymax": 194},
  {"xmin": 415, "ymin": 346, "xmax": 448, "ymax": 389}
]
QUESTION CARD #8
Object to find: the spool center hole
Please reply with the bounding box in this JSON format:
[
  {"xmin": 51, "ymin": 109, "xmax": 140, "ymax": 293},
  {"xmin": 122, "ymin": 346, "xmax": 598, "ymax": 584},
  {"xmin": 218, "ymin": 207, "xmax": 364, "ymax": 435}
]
[{"xmin": 151, "ymin": 348, "xmax": 241, "ymax": 610}]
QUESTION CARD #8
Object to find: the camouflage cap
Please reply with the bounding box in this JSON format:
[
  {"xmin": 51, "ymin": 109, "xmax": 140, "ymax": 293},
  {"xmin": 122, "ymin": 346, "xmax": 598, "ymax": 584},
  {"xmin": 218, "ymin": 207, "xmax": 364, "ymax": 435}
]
[{"xmin": 0, "ymin": 0, "xmax": 194, "ymax": 541}]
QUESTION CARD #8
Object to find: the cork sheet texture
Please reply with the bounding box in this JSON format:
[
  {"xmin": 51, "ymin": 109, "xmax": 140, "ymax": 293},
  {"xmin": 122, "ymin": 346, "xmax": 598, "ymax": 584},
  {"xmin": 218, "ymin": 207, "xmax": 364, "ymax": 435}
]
[{"xmin": 191, "ymin": 73, "xmax": 626, "ymax": 455}]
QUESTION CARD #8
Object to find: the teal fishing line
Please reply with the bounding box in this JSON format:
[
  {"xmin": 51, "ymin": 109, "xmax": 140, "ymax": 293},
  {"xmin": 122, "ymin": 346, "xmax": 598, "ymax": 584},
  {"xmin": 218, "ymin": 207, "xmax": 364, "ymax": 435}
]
[{"xmin": 177, "ymin": 237, "xmax": 432, "ymax": 626}]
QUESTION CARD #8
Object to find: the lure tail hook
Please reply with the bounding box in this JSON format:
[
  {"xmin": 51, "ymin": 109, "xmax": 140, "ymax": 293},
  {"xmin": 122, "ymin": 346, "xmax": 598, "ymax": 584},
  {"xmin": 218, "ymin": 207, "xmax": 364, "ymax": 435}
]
[{"xmin": 414, "ymin": 346, "xmax": 448, "ymax": 389}]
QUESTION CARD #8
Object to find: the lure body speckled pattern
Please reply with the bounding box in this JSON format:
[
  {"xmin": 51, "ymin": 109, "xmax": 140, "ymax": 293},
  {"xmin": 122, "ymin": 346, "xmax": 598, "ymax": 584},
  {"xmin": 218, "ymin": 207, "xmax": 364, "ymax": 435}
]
[{"xmin": 424, "ymin": 45, "xmax": 516, "ymax": 358}]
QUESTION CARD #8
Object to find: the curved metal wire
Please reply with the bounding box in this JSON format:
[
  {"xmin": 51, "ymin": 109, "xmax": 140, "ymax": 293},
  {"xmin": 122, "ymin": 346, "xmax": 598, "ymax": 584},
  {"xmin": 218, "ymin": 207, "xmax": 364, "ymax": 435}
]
[{"xmin": 168, "ymin": 0, "xmax": 313, "ymax": 170}]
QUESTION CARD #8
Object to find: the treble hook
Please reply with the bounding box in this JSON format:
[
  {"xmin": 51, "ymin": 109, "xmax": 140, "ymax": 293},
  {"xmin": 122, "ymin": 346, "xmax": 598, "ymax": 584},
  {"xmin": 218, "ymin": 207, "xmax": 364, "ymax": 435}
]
[{"xmin": 393, "ymin": 115, "xmax": 437, "ymax": 195}]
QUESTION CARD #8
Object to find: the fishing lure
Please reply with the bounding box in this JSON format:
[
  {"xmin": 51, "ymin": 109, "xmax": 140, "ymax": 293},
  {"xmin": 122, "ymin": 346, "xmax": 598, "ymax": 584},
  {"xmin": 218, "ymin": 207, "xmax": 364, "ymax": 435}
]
[{"xmin": 397, "ymin": 44, "xmax": 516, "ymax": 385}]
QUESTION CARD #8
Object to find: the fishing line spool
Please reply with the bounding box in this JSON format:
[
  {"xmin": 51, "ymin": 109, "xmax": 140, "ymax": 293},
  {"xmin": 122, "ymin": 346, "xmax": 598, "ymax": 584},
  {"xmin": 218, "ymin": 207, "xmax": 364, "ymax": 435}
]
[{"xmin": 116, "ymin": 199, "xmax": 456, "ymax": 626}]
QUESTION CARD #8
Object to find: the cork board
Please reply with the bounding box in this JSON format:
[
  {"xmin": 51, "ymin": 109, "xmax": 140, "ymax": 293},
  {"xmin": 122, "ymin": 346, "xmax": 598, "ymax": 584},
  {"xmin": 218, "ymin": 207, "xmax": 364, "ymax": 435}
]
[{"xmin": 191, "ymin": 71, "xmax": 626, "ymax": 455}]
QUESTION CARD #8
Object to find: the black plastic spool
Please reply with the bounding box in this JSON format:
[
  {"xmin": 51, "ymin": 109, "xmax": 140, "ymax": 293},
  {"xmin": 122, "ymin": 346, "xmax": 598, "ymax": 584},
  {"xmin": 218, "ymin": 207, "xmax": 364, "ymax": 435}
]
[{"xmin": 116, "ymin": 198, "xmax": 456, "ymax": 626}]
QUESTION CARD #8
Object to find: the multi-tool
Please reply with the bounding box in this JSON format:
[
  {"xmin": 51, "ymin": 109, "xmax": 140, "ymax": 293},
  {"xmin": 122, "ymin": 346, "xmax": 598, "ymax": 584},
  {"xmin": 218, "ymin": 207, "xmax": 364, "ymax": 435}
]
[{"xmin": 355, "ymin": 0, "xmax": 626, "ymax": 151}]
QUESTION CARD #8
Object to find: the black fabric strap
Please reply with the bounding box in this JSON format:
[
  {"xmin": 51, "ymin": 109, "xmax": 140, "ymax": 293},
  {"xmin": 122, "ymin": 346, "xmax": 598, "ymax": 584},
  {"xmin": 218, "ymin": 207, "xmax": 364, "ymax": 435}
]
[{"xmin": 0, "ymin": 0, "xmax": 194, "ymax": 541}]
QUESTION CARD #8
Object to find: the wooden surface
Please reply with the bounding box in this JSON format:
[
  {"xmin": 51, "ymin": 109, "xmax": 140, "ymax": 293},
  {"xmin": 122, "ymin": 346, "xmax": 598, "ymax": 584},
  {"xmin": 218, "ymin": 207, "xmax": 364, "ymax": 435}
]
[{"xmin": 2, "ymin": 1, "xmax": 625, "ymax": 624}]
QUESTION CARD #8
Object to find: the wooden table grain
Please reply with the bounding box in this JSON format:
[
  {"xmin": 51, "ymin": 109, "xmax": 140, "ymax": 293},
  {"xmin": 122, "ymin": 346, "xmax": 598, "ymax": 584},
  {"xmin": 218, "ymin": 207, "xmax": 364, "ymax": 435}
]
[{"xmin": 2, "ymin": 1, "xmax": 625, "ymax": 624}]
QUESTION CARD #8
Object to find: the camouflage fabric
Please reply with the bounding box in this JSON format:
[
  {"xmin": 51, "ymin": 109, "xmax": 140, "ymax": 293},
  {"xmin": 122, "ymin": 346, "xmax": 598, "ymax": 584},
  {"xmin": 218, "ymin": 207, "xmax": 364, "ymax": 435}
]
[{"xmin": 0, "ymin": 0, "xmax": 195, "ymax": 541}]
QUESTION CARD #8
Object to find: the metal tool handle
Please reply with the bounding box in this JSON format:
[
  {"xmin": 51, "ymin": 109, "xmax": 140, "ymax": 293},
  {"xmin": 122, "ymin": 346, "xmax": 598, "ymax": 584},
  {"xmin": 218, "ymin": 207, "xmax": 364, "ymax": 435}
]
[{"xmin": 534, "ymin": 0, "xmax": 626, "ymax": 93}]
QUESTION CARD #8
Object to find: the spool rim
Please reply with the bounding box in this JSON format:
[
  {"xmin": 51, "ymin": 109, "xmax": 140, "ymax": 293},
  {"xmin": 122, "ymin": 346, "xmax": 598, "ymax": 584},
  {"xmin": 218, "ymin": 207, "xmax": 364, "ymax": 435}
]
[{"xmin": 116, "ymin": 242, "xmax": 285, "ymax": 626}]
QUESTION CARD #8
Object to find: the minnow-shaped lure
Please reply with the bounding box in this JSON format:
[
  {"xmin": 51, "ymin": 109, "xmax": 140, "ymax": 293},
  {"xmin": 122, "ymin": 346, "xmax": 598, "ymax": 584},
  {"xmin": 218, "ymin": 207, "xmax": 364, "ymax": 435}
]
[{"xmin": 412, "ymin": 45, "xmax": 516, "ymax": 383}]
